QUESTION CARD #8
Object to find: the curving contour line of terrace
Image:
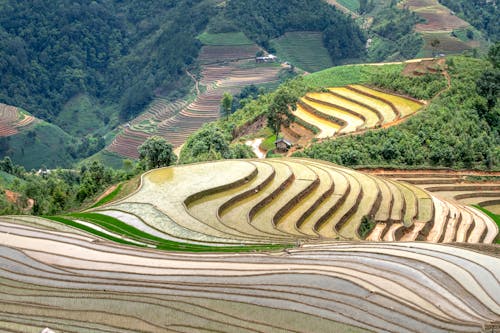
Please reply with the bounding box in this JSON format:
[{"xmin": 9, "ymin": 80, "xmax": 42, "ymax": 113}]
[
  {"xmin": 0, "ymin": 103, "xmax": 36, "ymax": 138},
  {"xmin": 0, "ymin": 216, "xmax": 499, "ymax": 332},
  {"xmin": 86, "ymin": 158, "xmax": 498, "ymax": 246},
  {"xmin": 1, "ymin": 157, "xmax": 499, "ymax": 332},
  {"xmin": 293, "ymin": 84, "xmax": 424, "ymax": 139},
  {"xmin": 107, "ymin": 44, "xmax": 281, "ymax": 159}
]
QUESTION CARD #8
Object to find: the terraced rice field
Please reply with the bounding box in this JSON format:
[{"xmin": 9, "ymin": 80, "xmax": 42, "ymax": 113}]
[
  {"xmin": 404, "ymin": 0, "xmax": 469, "ymax": 32},
  {"xmin": 1, "ymin": 158, "xmax": 499, "ymax": 332},
  {"xmin": 294, "ymin": 85, "xmax": 423, "ymax": 139},
  {"xmin": 0, "ymin": 103, "xmax": 36, "ymax": 137},
  {"xmin": 107, "ymin": 56, "xmax": 281, "ymax": 158},
  {"xmin": 1, "ymin": 214, "xmax": 499, "ymax": 332},
  {"xmin": 366, "ymin": 169, "xmax": 500, "ymax": 216},
  {"xmin": 87, "ymin": 158, "xmax": 498, "ymax": 244}
]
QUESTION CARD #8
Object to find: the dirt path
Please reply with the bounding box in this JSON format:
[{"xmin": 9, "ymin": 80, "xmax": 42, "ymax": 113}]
[
  {"xmin": 245, "ymin": 138, "xmax": 265, "ymax": 158},
  {"xmin": 92, "ymin": 184, "xmax": 118, "ymax": 205},
  {"xmin": 186, "ymin": 70, "xmax": 200, "ymax": 96}
]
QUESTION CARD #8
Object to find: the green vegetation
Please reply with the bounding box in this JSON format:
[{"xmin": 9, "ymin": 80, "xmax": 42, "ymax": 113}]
[
  {"xmin": 304, "ymin": 63, "xmax": 404, "ymax": 88},
  {"xmin": 473, "ymin": 206, "xmax": 500, "ymax": 244},
  {"xmin": 179, "ymin": 124, "xmax": 256, "ymax": 164},
  {"xmin": 270, "ymin": 32, "xmax": 334, "ymax": 72},
  {"xmin": 267, "ymin": 84, "xmax": 299, "ymax": 136},
  {"xmin": 224, "ymin": 0, "xmax": 366, "ymax": 63},
  {"xmin": 336, "ymin": 0, "xmax": 360, "ymax": 13},
  {"xmin": 367, "ymin": 7, "xmax": 424, "ymax": 61},
  {"xmin": 138, "ymin": 136, "xmax": 177, "ymax": 170},
  {"xmin": 359, "ymin": 215, "xmax": 376, "ymax": 239},
  {"xmin": 180, "ymin": 78, "xmax": 310, "ymax": 164},
  {"xmin": 438, "ymin": 0, "xmax": 499, "ymax": 41},
  {"xmin": 0, "ymin": 156, "xmax": 140, "ymax": 215},
  {"xmin": 295, "ymin": 56, "xmax": 500, "ymax": 170},
  {"xmin": 0, "ymin": 121, "xmax": 77, "ymax": 169},
  {"xmin": 55, "ymin": 94, "xmax": 116, "ymax": 137},
  {"xmin": 261, "ymin": 135, "xmax": 278, "ymax": 151},
  {"xmin": 45, "ymin": 213, "xmax": 290, "ymax": 252},
  {"xmin": 90, "ymin": 183, "xmax": 123, "ymax": 208},
  {"xmin": 0, "ymin": 0, "xmax": 218, "ymax": 123},
  {"xmin": 198, "ymin": 32, "xmax": 253, "ymax": 46}
]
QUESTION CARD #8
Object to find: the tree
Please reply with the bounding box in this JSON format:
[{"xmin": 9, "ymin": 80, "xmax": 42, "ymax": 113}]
[
  {"xmin": 221, "ymin": 92, "xmax": 233, "ymax": 119},
  {"xmin": 138, "ymin": 136, "xmax": 177, "ymax": 170},
  {"xmin": 359, "ymin": 0, "xmax": 368, "ymax": 14},
  {"xmin": 430, "ymin": 39, "xmax": 440, "ymax": 56},
  {"xmin": 487, "ymin": 42, "xmax": 500, "ymax": 69},
  {"xmin": 266, "ymin": 87, "xmax": 298, "ymax": 136},
  {"xmin": 476, "ymin": 69, "xmax": 500, "ymax": 110}
]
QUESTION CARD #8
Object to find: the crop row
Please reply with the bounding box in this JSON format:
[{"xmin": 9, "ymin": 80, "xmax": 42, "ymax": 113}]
[
  {"xmin": 95, "ymin": 158, "xmax": 498, "ymax": 245},
  {"xmin": 294, "ymin": 85, "xmax": 423, "ymax": 139},
  {"xmin": 0, "ymin": 218, "xmax": 498, "ymax": 332}
]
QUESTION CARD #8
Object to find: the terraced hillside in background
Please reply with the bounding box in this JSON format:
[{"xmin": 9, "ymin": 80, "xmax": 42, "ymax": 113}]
[
  {"xmin": 107, "ymin": 34, "xmax": 281, "ymax": 159},
  {"xmin": 83, "ymin": 158, "xmax": 498, "ymax": 245},
  {"xmin": 365, "ymin": 169, "xmax": 500, "ymax": 215},
  {"xmin": 293, "ymin": 85, "xmax": 424, "ymax": 139},
  {"xmin": 270, "ymin": 32, "xmax": 335, "ymax": 73},
  {"xmin": 402, "ymin": 0, "xmax": 485, "ymax": 56},
  {"xmin": 0, "ymin": 103, "xmax": 36, "ymax": 137},
  {"xmin": 1, "ymin": 196, "xmax": 499, "ymax": 332}
]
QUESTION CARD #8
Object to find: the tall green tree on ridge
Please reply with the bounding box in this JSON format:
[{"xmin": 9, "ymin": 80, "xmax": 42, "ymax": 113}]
[
  {"xmin": 221, "ymin": 93, "xmax": 233, "ymax": 120},
  {"xmin": 266, "ymin": 86, "xmax": 298, "ymax": 137},
  {"xmin": 138, "ymin": 136, "xmax": 177, "ymax": 170}
]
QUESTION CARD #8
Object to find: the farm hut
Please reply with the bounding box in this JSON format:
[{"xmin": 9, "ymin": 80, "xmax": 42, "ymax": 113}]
[{"xmin": 275, "ymin": 138, "xmax": 292, "ymax": 152}]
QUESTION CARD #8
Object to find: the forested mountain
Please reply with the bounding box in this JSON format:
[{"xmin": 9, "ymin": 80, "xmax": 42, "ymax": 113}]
[
  {"xmin": 438, "ymin": 0, "xmax": 499, "ymax": 42},
  {"xmin": 223, "ymin": 0, "xmax": 366, "ymax": 62},
  {"xmin": 0, "ymin": 0, "xmax": 215, "ymax": 122},
  {"xmin": 0, "ymin": 0, "xmax": 365, "ymax": 126}
]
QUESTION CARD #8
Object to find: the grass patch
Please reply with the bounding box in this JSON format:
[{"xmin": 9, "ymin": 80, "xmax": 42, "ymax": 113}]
[
  {"xmin": 198, "ymin": 32, "xmax": 253, "ymax": 46},
  {"xmin": 270, "ymin": 31, "xmax": 334, "ymax": 73},
  {"xmin": 55, "ymin": 94, "xmax": 115, "ymax": 137},
  {"xmin": 260, "ymin": 134, "xmax": 277, "ymax": 151},
  {"xmin": 91, "ymin": 184, "xmax": 123, "ymax": 208},
  {"xmin": 0, "ymin": 121, "xmax": 76, "ymax": 169},
  {"xmin": 83, "ymin": 150, "xmax": 127, "ymax": 169},
  {"xmin": 304, "ymin": 63, "xmax": 404, "ymax": 88},
  {"xmin": 335, "ymin": 0, "xmax": 359, "ymax": 13},
  {"xmin": 45, "ymin": 213, "xmax": 292, "ymax": 252},
  {"xmin": 473, "ymin": 205, "xmax": 500, "ymax": 244},
  {"xmin": 45, "ymin": 215, "xmax": 143, "ymax": 247}
]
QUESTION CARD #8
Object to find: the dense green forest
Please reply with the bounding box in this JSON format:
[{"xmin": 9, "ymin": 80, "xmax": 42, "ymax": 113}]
[
  {"xmin": 438, "ymin": 0, "xmax": 499, "ymax": 42},
  {"xmin": 295, "ymin": 55, "xmax": 500, "ymax": 170},
  {"xmin": 0, "ymin": 0, "xmax": 215, "ymax": 123}
]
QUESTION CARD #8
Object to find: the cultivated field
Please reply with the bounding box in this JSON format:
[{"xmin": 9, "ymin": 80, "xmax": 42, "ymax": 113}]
[
  {"xmin": 293, "ymin": 85, "xmax": 423, "ymax": 139},
  {"xmin": 1, "ymin": 158, "xmax": 499, "ymax": 332},
  {"xmin": 1, "ymin": 218, "xmax": 499, "ymax": 332},
  {"xmin": 366, "ymin": 169, "xmax": 500, "ymax": 216},
  {"xmin": 85, "ymin": 158, "xmax": 498, "ymax": 244},
  {"xmin": 403, "ymin": 0, "xmax": 469, "ymax": 32},
  {"xmin": 107, "ymin": 41, "xmax": 281, "ymax": 158},
  {"xmin": 0, "ymin": 103, "xmax": 36, "ymax": 137},
  {"xmin": 270, "ymin": 31, "xmax": 334, "ymax": 72}
]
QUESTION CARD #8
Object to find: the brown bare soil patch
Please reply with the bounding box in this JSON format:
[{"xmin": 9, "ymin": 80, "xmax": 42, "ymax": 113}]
[
  {"xmin": 405, "ymin": 0, "xmax": 469, "ymax": 32},
  {"xmin": 402, "ymin": 58, "xmax": 445, "ymax": 77},
  {"xmin": 4, "ymin": 189, "xmax": 34, "ymax": 212}
]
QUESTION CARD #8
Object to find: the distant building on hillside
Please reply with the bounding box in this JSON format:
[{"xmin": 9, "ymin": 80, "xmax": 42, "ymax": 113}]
[
  {"xmin": 275, "ymin": 138, "xmax": 292, "ymax": 152},
  {"xmin": 256, "ymin": 54, "xmax": 277, "ymax": 63}
]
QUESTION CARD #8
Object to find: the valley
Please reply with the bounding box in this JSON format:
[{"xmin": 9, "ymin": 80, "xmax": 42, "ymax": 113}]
[{"xmin": 0, "ymin": 0, "xmax": 499, "ymax": 332}]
